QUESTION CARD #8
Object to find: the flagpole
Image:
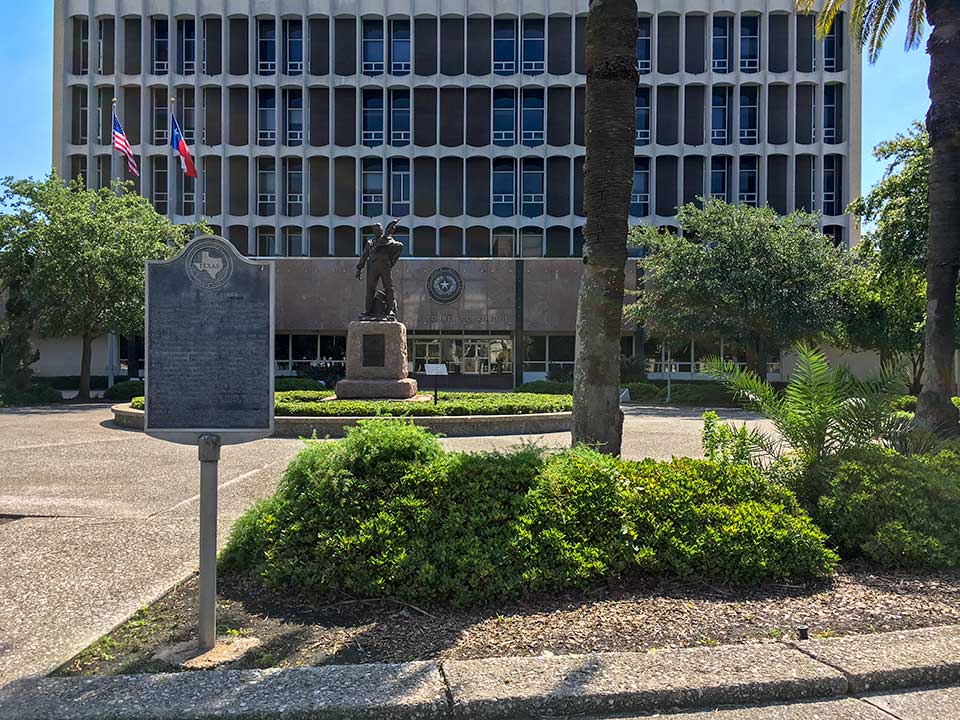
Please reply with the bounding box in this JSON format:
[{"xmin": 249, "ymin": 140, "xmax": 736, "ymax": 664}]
[
  {"xmin": 169, "ymin": 96, "xmax": 176, "ymax": 218},
  {"xmin": 111, "ymin": 97, "xmax": 119, "ymax": 187}
]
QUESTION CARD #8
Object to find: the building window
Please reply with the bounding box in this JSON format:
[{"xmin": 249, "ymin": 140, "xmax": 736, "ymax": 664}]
[
  {"xmin": 152, "ymin": 89, "xmax": 167, "ymax": 144},
  {"xmin": 493, "ymin": 19, "xmax": 516, "ymax": 74},
  {"xmin": 286, "ymin": 161, "xmax": 303, "ymax": 215},
  {"xmin": 178, "ymin": 173, "xmax": 196, "ymax": 215},
  {"xmin": 285, "ymin": 227, "xmax": 307, "ymax": 256},
  {"xmin": 390, "ymin": 89, "xmax": 411, "ymax": 145},
  {"xmin": 824, "ymin": 84, "xmax": 841, "ymax": 143},
  {"xmin": 201, "ymin": 19, "xmax": 212, "ymax": 74},
  {"xmin": 77, "ymin": 18, "xmax": 90, "ymax": 75},
  {"xmin": 362, "ymin": 19, "xmax": 385, "ymax": 75},
  {"xmin": 257, "ymin": 158, "xmax": 276, "ymax": 215},
  {"xmin": 153, "ymin": 18, "xmax": 169, "ymax": 74},
  {"xmin": 824, "ymin": 15, "xmax": 843, "ymax": 71},
  {"xmin": 521, "ymin": 89, "xmax": 544, "ymax": 146},
  {"xmin": 390, "ymin": 19, "xmax": 411, "ymax": 74},
  {"xmin": 178, "ymin": 19, "xmax": 196, "ymax": 74},
  {"xmin": 180, "ymin": 90, "xmax": 196, "ymax": 142},
  {"xmin": 739, "ymin": 156, "xmax": 758, "ymax": 206},
  {"xmin": 284, "ymin": 19, "xmax": 304, "ymax": 74},
  {"xmin": 492, "ymin": 158, "xmax": 516, "ymax": 217},
  {"xmin": 521, "ymin": 18, "xmax": 545, "ymax": 73},
  {"xmin": 711, "ymin": 87, "xmax": 731, "ymax": 144},
  {"xmin": 492, "ymin": 227, "xmax": 515, "ymax": 257},
  {"xmin": 362, "ymin": 89, "xmax": 384, "ymax": 146},
  {"xmin": 257, "ymin": 89, "xmax": 277, "ymax": 145},
  {"xmin": 96, "ymin": 20, "xmax": 105, "ymax": 74},
  {"xmin": 631, "ymin": 158, "xmax": 650, "ymax": 216},
  {"xmin": 740, "ymin": 15, "xmax": 760, "ymax": 72},
  {"xmin": 521, "ymin": 158, "xmax": 545, "ymax": 217},
  {"xmin": 824, "ymin": 224, "xmax": 844, "ymax": 247},
  {"xmin": 635, "ymin": 88, "xmax": 651, "ymax": 145},
  {"xmin": 257, "ymin": 227, "xmax": 279, "ymax": 256},
  {"xmin": 739, "ymin": 86, "xmax": 759, "ymax": 144},
  {"xmin": 258, "ymin": 19, "xmax": 277, "ymax": 74},
  {"xmin": 711, "ymin": 156, "xmax": 730, "ymax": 201},
  {"xmin": 362, "ymin": 158, "xmax": 384, "ymax": 217},
  {"xmin": 285, "ymin": 89, "xmax": 303, "ymax": 145},
  {"xmin": 493, "ymin": 88, "xmax": 516, "ymax": 145},
  {"xmin": 823, "ymin": 155, "xmax": 842, "ymax": 215},
  {"xmin": 75, "ymin": 88, "xmax": 88, "ymax": 144},
  {"xmin": 390, "ymin": 158, "xmax": 410, "ymax": 216},
  {"xmin": 712, "ymin": 16, "xmax": 731, "ymax": 73},
  {"xmin": 520, "ymin": 226, "xmax": 544, "ymax": 257},
  {"xmin": 153, "ymin": 158, "xmax": 168, "ymax": 214},
  {"xmin": 637, "ymin": 17, "xmax": 652, "ymax": 73}
]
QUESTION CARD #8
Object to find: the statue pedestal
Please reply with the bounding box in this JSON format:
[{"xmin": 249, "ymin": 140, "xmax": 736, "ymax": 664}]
[{"xmin": 335, "ymin": 321, "xmax": 418, "ymax": 400}]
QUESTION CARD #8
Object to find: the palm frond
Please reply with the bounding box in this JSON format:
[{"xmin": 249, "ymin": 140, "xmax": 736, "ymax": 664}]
[
  {"xmin": 867, "ymin": 0, "xmax": 904, "ymax": 62},
  {"xmin": 905, "ymin": 0, "xmax": 927, "ymax": 50},
  {"xmin": 701, "ymin": 356, "xmax": 782, "ymax": 416}
]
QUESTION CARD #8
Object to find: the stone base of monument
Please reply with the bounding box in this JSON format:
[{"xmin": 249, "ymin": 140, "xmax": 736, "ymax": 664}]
[
  {"xmin": 334, "ymin": 378, "xmax": 419, "ymax": 400},
  {"xmin": 335, "ymin": 320, "xmax": 419, "ymax": 400}
]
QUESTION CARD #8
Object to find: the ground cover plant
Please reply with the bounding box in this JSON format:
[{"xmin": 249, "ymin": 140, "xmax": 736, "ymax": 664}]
[
  {"xmin": 103, "ymin": 379, "xmax": 144, "ymax": 402},
  {"xmin": 221, "ymin": 420, "xmax": 837, "ymax": 605}
]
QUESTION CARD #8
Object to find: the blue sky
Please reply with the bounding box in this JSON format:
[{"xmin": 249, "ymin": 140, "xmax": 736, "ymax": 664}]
[{"xmin": 0, "ymin": 5, "xmax": 931, "ymax": 195}]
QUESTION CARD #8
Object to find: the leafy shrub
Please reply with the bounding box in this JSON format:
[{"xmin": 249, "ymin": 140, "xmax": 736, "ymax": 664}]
[
  {"xmin": 0, "ymin": 382, "xmax": 63, "ymax": 407},
  {"xmin": 624, "ymin": 382, "xmax": 660, "ymax": 402},
  {"xmin": 275, "ymin": 390, "xmax": 335, "ymax": 403},
  {"xmin": 955, "ymin": 397, "xmax": 960, "ymax": 411},
  {"xmin": 275, "ymin": 377, "xmax": 329, "ymax": 392},
  {"xmin": 660, "ymin": 382, "xmax": 737, "ymax": 407},
  {"xmin": 222, "ymin": 422, "xmax": 837, "ymax": 605},
  {"xmin": 621, "ymin": 355, "xmax": 648, "ymax": 383},
  {"xmin": 891, "ymin": 395, "xmax": 918, "ymax": 412},
  {"xmin": 130, "ymin": 396, "xmax": 144, "ymax": 410},
  {"xmin": 104, "ymin": 380, "xmax": 144, "ymax": 402},
  {"xmin": 817, "ymin": 445, "xmax": 960, "ymax": 569},
  {"xmin": 701, "ymin": 411, "xmax": 754, "ymax": 466},
  {"xmin": 513, "ymin": 381, "xmax": 573, "ymax": 395}
]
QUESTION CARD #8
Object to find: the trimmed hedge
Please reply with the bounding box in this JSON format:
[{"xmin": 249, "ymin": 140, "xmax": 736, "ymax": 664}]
[
  {"xmin": 624, "ymin": 382, "xmax": 660, "ymax": 401},
  {"xmin": 817, "ymin": 445, "xmax": 960, "ymax": 570},
  {"xmin": 274, "ymin": 392, "xmax": 571, "ymax": 417},
  {"xmin": 888, "ymin": 395, "xmax": 960, "ymax": 413},
  {"xmin": 130, "ymin": 391, "xmax": 569, "ymax": 416},
  {"xmin": 0, "ymin": 382, "xmax": 63, "ymax": 407},
  {"xmin": 221, "ymin": 421, "xmax": 837, "ymax": 605},
  {"xmin": 275, "ymin": 377, "xmax": 330, "ymax": 392},
  {"xmin": 513, "ymin": 381, "xmax": 573, "ymax": 395},
  {"xmin": 104, "ymin": 380, "xmax": 145, "ymax": 402}
]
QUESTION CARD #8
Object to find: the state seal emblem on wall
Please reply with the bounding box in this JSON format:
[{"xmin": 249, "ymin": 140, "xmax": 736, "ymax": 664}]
[{"xmin": 426, "ymin": 266, "xmax": 464, "ymax": 304}]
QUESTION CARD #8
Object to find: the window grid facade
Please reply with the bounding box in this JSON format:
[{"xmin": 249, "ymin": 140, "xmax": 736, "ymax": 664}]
[{"xmin": 56, "ymin": 1, "xmax": 860, "ymax": 258}]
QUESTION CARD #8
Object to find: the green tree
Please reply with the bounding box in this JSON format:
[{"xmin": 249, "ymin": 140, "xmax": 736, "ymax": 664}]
[
  {"xmin": 0, "ymin": 172, "xmax": 202, "ymax": 400},
  {"xmin": 841, "ymin": 254, "xmax": 927, "ymax": 393},
  {"xmin": 799, "ymin": 0, "xmax": 960, "ymax": 432},
  {"xmin": 627, "ymin": 200, "xmax": 854, "ymax": 376},
  {"xmin": 0, "ymin": 211, "xmax": 38, "ymax": 390},
  {"xmin": 571, "ymin": 0, "xmax": 638, "ymax": 455}
]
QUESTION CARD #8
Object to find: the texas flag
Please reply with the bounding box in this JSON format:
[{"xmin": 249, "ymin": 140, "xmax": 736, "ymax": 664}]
[{"xmin": 170, "ymin": 112, "xmax": 198, "ymax": 178}]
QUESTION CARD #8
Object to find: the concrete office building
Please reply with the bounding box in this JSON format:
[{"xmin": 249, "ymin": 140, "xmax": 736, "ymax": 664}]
[{"xmin": 50, "ymin": 0, "xmax": 861, "ymax": 388}]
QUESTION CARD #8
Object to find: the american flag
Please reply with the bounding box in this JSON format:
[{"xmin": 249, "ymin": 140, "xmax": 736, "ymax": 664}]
[{"xmin": 112, "ymin": 112, "xmax": 139, "ymax": 178}]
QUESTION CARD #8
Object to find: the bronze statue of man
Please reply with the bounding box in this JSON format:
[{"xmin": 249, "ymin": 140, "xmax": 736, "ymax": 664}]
[{"xmin": 356, "ymin": 219, "xmax": 404, "ymax": 320}]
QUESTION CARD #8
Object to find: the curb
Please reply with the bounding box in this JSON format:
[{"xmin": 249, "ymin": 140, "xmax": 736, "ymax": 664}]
[
  {"xmin": 111, "ymin": 404, "xmax": 573, "ymax": 438},
  {"xmin": 3, "ymin": 626, "xmax": 960, "ymax": 719}
]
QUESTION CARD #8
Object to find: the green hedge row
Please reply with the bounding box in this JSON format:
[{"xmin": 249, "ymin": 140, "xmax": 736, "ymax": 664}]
[
  {"xmin": 890, "ymin": 395, "xmax": 960, "ymax": 413},
  {"xmin": 104, "ymin": 380, "xmax": 144, "ymax": 402},
  {"xmin": 221, "ymin": 421, "xmax": 837, "ymax": 605},
  {"xmin": 512, "ymin": 380, "xmax": 737, "ymax": 407},
  {"xmin": 0, "ymin": 382, "xmax": 63, "ymax": 407},
  {"xmin": 130, "ymin": 391, "xmax": 570, "ymax": 416}
]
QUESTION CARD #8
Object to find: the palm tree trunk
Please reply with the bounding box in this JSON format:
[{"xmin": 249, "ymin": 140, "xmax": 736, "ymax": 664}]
[
  {"xmin": 918, "ymin": 0, "xmax": 960, "ymax": 434},
  {"xmin": 572, "ymin": 0, "xmax": 638, "ymax": 454}
]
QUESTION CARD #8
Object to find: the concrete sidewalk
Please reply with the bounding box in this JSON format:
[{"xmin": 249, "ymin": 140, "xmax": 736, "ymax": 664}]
[{"xmin": 2, "ymin": 625, "xmax": 959, "ymax": 719}]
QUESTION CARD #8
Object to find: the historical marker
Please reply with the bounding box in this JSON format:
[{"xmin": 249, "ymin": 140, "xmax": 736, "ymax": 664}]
[{"xmin": 145, "ymin": 235, "xmax": 274, "ymax": 654}]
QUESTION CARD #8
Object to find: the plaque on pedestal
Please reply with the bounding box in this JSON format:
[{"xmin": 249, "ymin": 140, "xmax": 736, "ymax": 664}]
[{"xmin": 335, "ymin": 320, "xmax": 418, "ymax": 399}]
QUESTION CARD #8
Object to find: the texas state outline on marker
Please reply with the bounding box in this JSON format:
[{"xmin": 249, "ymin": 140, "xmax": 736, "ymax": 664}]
[{"xmin": 194, "ymin": 251, "xmax": 224, "ymax": 279}]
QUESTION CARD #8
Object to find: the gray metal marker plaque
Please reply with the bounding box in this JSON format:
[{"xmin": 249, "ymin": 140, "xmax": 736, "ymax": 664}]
[{"xmin": 145, "ymin": 235, "xmax": 274, "ymax": 445}]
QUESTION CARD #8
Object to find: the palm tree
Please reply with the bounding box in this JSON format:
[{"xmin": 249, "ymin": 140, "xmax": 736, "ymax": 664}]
[
  {"xmin": 571, "ymin": 0, "xmax": 638, "ymax": 454},
  {"xmin": 800, "ymin": 0, "xmax": 960, "ymax": 434}
]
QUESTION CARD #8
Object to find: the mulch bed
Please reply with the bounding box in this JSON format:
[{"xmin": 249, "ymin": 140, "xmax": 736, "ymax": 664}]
[{"xmin": 55, "ymin": 564, "xmax": 960, "ymax": 677}]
